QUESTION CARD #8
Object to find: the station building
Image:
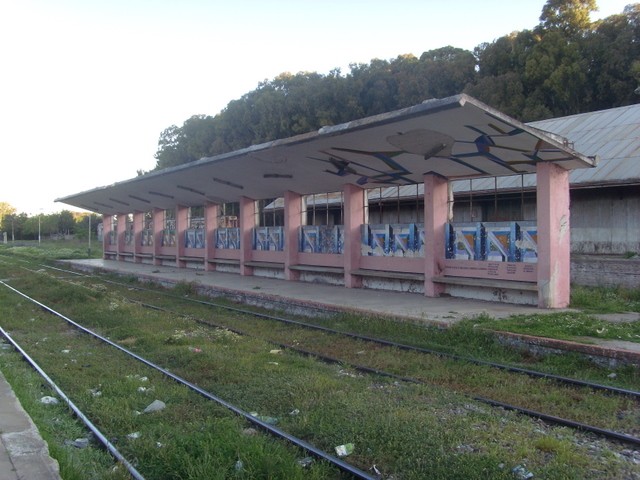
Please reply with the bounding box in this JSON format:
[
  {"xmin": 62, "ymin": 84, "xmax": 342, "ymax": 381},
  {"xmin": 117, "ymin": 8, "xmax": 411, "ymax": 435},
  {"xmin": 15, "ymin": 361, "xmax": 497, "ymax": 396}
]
[
  {"xmin": 57, "ymin": 95, "xmax": 599, "ymax": 309},
  {"xmin": 305, "ymin": 102, "xmax": 639, "ymax": 288}
]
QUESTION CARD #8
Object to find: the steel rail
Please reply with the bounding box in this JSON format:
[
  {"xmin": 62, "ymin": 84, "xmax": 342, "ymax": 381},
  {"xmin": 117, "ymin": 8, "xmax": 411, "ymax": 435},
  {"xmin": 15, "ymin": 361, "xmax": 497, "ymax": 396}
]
[
  {"xmin": 0, "ymin": 326, "xmax": 146, "ymax": 480},
  {"xmin": 131, "ymin": 300, "xmax": 640, "ymax": 448},
  {"xmin": 0, "ymin": 280, "xmax": 376, "ymax": 480},
  {"xmin": 36, "ymin": 264, "xmax": 640, "ymax": 398},
  {"xmin": 10, "ymin": 267, "xmax": 640, "ymax": 447}
]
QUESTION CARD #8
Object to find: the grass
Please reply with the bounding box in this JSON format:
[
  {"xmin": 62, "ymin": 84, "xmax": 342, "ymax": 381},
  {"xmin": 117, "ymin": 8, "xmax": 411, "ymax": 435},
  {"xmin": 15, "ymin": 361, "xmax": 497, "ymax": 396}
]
[
  {"xmin": 570, "ymin": 284, "xmax": 640, "ymax": 313},
  {"xmin": 464, "ymin": 311, "xmax": 640, "ymax": 343},
  {"xmin": 0, "ymin": 239, "xmax": 103, "ymax": 260},
  {"xmin": 0, "ymin": 346, "xmax": 131, "ymax": 480},
  {"xmin": 1, "ymin": 250, "xmax": 640, "ymax": 478}
]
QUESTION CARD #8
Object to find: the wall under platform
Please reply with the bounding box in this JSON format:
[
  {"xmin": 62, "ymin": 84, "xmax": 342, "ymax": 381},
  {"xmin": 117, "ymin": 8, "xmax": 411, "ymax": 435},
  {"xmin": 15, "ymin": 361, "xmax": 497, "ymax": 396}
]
[{"xmin": 571, "ymin": 255, "xmax": 640, "ymax": 289}]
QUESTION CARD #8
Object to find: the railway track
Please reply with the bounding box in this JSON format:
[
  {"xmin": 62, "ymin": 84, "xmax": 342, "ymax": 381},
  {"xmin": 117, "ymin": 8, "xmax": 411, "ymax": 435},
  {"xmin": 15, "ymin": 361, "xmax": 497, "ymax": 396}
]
[
  {"xmin": 0, "ymin": 279, "xmax": 376, "ymax": 479},
  {"xmin": 17, "ymin": 266, "xmax": 640, "ymax": 438},
  {"xmin": 39, "ymin": 263, "xmax": 639, "ymax": 399},
  {"xmin": 1, "ymin": 258, "xmax": 640, "ymax": 478},
  {"xmin": 0, "ymin": 325, "xmax": 147, "ymax": 480}
]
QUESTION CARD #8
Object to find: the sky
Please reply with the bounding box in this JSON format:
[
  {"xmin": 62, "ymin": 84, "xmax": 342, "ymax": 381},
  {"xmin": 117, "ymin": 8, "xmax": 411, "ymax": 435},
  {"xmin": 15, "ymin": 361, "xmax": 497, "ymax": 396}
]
[{"xmin": 0, "ymin": 0, "xmax": 632, "ymax": 215}]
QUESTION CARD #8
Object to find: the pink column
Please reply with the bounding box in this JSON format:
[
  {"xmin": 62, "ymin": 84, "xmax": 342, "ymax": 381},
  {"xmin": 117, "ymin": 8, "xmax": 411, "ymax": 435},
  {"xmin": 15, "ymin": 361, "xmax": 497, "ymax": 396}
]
[
  {"xmin": 176, "ymin": 205, "xmax": 188, "ymax": 268},
  {"xmin": 116, "ymin": 214, "xmax": 127, "ymax": 261},
  {"xmin": 102, "ymin": 214, "xmax": 111, "ymax": 257},
  {"xmin": 284, "ymin": 190, "xmax": 301, "ymax": 281},
  {"xmin": 424, "ymin": 173, "xmax": 448, "ymax": 297},
  {"xmin": 239, "ymin": 196, "xmax": 255, "ymax": 276},
  {"xmin": 133, "ymin": 211, "xmax": 143, "ymax": 263},
  {"xmin": 205, "ymin": 202, "xmax": 219, "ymax": 272},
  {"xmin": 343, "ymin": 183, "xmax": 364, "ymax": 288},
  {"xmin": 537, "ymin": 162, "xmax": 571, "ymax": 308},
  {"xmin": 152, "ymin": 208, "xmax": 164, "ymax": 266}
]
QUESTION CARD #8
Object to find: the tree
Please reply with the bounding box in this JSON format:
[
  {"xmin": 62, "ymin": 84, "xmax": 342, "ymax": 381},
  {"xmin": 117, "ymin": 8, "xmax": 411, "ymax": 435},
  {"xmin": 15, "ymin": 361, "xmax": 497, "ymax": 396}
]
[
  {"xmin": 75, "ymin": 213, "xmax": 100, "ymax": 241},
  {"xmin": 419, "ymin": 46, "xmax": 477, "ymax": 99},
  {"xmin": 153, "ymin": 115, "xmax": 217, "ymax": 170},
  {"xmin": 147, "ymin": 1, "xmax": 639, "ymax": 172},
  {"xmin": 540, "ymin": 0, "xmax": 597, "ymax": 37},
  {"xmin": 523, "ymin": 30, "xmax": 590, "ymax": 118},
  {"xmin": 57, "ymin": 210, "xmax": 75, "ymax": 235},
  {"xmin": 1, "ymin": 211, "xmax": 24, "ymax": 241},
  {"xmin": 0, "ymin": 202, "xmax": 16, "ymax": 227},
  {"xmin": 583, "ymin": 4, "xmax": 640, "ymax": 110}
]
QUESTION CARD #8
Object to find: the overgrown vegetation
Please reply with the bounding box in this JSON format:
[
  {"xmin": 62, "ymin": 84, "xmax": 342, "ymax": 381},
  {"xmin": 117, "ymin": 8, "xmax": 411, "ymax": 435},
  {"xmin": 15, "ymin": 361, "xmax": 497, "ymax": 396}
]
[
  {"xmin": 0, "ymin": 256, "xmax": 638, "ymax": 479},
  {"xmin": 0, "ymin": 239, "xmax": 102, "ymax": 260},
  {"xmin": 571, "ymin": 284, "xmax": 640, "ymax": 313}
]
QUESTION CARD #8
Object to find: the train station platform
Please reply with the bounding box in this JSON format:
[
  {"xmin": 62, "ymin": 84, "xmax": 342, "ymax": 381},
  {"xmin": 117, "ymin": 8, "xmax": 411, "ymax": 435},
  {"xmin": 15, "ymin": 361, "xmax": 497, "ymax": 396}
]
[
  {"xmin": 62, "ymin": 258, "xmax": 640, "ymax": 366},
  {"xmin": 63, "ymin": 258, "xmax": 543, "ymax": 325},
  {"xmin": 0, "ymin": 371, "xmax": 61, "ymax": 480}
]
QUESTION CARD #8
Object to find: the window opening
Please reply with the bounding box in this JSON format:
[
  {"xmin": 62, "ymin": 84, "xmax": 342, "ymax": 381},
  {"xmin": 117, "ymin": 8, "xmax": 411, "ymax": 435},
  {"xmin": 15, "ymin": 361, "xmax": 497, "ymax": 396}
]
[
  {"xmin": 303, "ymin": 192, "xmax": 342, "ymax": 226},
  {"xmin": 220, "ymin": 202, "xmax": 239, "ymax": 228},
  {"xmin": 142, "ymin": 211, "xmax": 153, "ymax": 247},
  {"xmin": 255, "ymin": 198, "xmax": 283, "ymax": 227},
  {"xmin": 188, "ymin": 206, "xmax": 205, "ymax": 229},
  {"xmin": 125, "ymin": 214, "xmax": 134, "ymax": 245}
]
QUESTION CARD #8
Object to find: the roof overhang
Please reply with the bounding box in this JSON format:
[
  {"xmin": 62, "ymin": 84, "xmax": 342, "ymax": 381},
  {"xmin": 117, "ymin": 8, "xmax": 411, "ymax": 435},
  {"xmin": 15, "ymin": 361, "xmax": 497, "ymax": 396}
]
[{"xmin": 57, "ymin": 94, "xmax": 597, "ymax": 215}]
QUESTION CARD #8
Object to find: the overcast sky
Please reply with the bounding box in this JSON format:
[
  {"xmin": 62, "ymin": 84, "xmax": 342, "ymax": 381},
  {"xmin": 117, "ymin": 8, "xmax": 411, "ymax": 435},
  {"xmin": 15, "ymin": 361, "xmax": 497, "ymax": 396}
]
[{"xmin": 0, "ymin": 0, "xmax": 631, "ymax": 214}]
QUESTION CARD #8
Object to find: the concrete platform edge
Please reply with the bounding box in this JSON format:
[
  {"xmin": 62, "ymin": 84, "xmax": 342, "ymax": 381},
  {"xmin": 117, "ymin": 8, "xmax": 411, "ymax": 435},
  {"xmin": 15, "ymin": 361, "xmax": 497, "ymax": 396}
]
[
  {"xmin": 62, "ymin": 259, "xmax": 640, "ymax": 367},
  {"xmin": 0, "ymin": 370, "xmax": 61, "ymax": 480}
]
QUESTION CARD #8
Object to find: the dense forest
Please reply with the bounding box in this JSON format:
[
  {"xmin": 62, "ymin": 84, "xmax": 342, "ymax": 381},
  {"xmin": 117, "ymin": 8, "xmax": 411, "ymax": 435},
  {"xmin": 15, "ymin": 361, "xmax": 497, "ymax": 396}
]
[{"xmin": 151, "ymin": 0, "xmax": 639, "ymax": 172}]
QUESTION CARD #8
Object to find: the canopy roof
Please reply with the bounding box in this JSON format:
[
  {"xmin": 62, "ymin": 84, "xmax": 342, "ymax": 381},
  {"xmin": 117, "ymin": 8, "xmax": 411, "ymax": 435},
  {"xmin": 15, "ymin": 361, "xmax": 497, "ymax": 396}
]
[{"xmin": 57, "ymin": 94, "xmax": 596, "ymax": 215}]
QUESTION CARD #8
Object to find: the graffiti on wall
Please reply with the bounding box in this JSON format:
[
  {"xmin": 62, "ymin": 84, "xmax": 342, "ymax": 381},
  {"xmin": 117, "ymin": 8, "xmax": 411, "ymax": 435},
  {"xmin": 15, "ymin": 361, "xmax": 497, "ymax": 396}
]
[
  {"xmin": 361, "ymin": 223, "xmax": 424, "ymax": 257},
  {"xmin": 185, "ymin": 229, "xmax": 205, "ymax": 249},
  {"xmin": 254, "ymin": 227, "xmax": 284, "ymax": 251},
  {"xmin": 446, "ymin": 221, "xmax": 537, "ymax": 262},
  {"xmin": 216, "ymin": 228, "xmax": 240, "ymax": 249},
  {"xmin": 300, "ymin": 225, "xmax": 343, "ymax": 254}
]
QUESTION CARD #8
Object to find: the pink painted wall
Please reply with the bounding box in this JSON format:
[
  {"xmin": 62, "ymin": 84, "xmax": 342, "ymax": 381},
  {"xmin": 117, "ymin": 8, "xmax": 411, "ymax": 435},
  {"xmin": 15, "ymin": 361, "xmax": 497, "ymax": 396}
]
[
  {"xmin": 252, "ymin": 250, "xmax": 285, "ymax": 263},
  {"xmin": 176, "ymin": 205, "xmax": 188, "ymax": 267},
  {"xmin": 297, "ymin": 252, "xmax": 344, "ymax": 268},
  {"xmin": 239, "ymin": 196, "xmax": 255, "ymax": 276},
  {"xmin": 284, "ymin": 190, "xmax": 302, "ymax": 280},
  {"xmin": 102, "ymin": 214, "xmax": 114, "ymax": 255},
  {"xmin": 442, "ymin": 259, "xmax": 537, "ymax": 282},
  {"xmin": 537, "ymin": 162, "xmax": 571, "ymax": 308},
  {"xmin": 205, "ymin": 202, "xmax": 219, "ymax": 271},
  {"xmin": 360, "ymin": 255, "xmax": 423, "ymax": 273},
  {"xmin": 423, "ymin": 174, "xmax": 448, "ymax": 296},
  {"xmin": 343, "ymin": 183, "xmax": 364, "ymax": 287}
]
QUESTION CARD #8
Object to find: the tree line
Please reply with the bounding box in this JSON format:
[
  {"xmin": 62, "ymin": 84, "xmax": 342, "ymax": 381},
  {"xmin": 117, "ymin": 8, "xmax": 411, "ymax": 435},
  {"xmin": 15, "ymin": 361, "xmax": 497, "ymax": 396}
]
[
  {"xmin": 151, "ymin": 0, "xmax": 640, "ymax": 172},
  {"xmin": 0, "ymin": 203, "xmax": 99, "ymax": 242}
]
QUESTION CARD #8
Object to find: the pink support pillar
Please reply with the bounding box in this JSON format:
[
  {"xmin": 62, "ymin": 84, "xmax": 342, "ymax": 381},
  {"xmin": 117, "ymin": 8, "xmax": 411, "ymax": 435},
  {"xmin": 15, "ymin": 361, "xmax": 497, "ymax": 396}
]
[
  {"xmin": 116, "ymin": 214, "xmax": 127, "ymax": 261},
  {"xmin": 133, "ymin": 212, "xmax": 143, "ymax": 263},
  {"xmin": 205, "ymin": 202, "xmax": 219, "ymax": 272},
  {"xmin": 284, "ymin": 191, "xmax": 302, "ymax": 281},
  {"xmin": 423, "ymin": 173, "xmax": 448, "ymax": 297},
  {"xmin": 343, "ymin": 183, "xmax": 364, "ymax": 288},
  {"xmin": 239, "ymin": 196, "xmax": 255, "ymax": 276},
  {"xmin": 102, "ymin": 214, "xmax": 111, "ymax": 257},
  {"xmin": 152, "ymin": 208, "xmax": 164, "ymax": 266},
  {"xmin": 176, "ymin": 205, "xmax": 188, "ymax": 268},
  {"xmin": 537, "ymin": 162, "xmax": 571, "ymax": 308}
]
